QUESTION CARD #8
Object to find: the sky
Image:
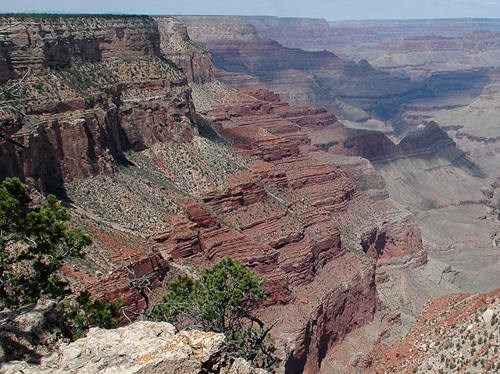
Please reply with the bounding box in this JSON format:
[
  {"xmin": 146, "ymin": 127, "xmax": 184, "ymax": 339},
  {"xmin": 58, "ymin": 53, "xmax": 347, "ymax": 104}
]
[{"xmin": 1, "ymin": 0, "xmax": 500, "ymax": 21}]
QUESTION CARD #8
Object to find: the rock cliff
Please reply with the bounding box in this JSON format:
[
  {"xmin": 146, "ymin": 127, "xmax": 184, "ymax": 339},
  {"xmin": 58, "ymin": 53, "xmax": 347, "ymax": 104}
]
[
  {"xmin": 241, "ymin": 16, "xmax": 333, "ymax": 52},
  {"xmin": 0, "ymin": 15, "xmax": 431, "ymax": 372},
  {"xmin": 181, "ymin": 15, "xmax": 500, "ymax": 308},
  {"xmin": 0, "ymin": 15, "xmax": 196, "ymax": 194},
  {"xmin": 154, "ymin": 17, "xmax": 214, "ymax": 84},
  {"xmin": 0, "ymin": 15, "xmax": 160, "ymax": 77},
  {"xmin": 178, "ymin": 15, "xmax": 428, "ymax": 130}
]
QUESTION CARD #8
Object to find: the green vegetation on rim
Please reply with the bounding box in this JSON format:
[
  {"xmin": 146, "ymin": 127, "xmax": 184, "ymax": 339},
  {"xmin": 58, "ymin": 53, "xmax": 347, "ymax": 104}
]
[
  {"xmin": 152, "ymin": 257, "xmax": 280, "ymax": 370},
  {"xmin": 0, "ymin": 177, "xmax": 121, "ymax": 342}
]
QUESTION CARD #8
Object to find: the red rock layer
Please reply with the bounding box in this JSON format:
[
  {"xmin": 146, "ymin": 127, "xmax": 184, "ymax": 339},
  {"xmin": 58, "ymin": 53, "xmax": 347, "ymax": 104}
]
[
  {"xmin": 0, "ymin": 16, "xmax": 196, "ymax": 194},
  {"xmin": 203, "ymin": 89, "xmax": 425, "ymax": 266},
  {"xmin": 0, "ymin": 16, "xmax": 428, "ymax": 370},
  {"xmin": 148, "ymin": 88, "xmax": 426, "ymax": 370},
  {"xmin": 0, "ymin": 16, "xmax": 161, "ymax": 77}
]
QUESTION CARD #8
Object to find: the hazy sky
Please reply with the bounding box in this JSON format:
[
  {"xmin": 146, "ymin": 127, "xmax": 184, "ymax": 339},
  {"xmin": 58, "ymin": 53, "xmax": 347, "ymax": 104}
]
[{"xmin": 1, "ymin": 0, "xmax": 499, "ymax": 21}]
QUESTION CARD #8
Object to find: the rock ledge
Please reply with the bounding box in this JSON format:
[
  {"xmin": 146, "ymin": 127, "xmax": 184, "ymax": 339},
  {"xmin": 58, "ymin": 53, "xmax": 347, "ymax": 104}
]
[{"xmin": 1, "ymin": 321, "xmax": 266, "ymax": 374}]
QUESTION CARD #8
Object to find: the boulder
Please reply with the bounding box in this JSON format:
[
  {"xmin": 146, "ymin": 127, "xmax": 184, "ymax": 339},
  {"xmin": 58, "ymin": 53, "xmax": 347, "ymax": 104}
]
[{"xmin": 1, "ymin": 321, "xmax": 266, "ymax": 374}]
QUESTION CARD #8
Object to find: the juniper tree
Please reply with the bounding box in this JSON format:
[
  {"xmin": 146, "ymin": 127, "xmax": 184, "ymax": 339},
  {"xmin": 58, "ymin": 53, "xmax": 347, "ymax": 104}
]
[
  {"xmin": 0, "ymin": 177, "xmax": 91, "ymax": 308},
  {"xmin": 152, "ymin": 257, "xmax": 280, "ymax": 370}
]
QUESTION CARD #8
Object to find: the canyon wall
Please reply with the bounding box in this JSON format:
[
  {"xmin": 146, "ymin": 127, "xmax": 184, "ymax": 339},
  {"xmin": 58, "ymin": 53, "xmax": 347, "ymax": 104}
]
[
  {"xmin": 150, "ymin": 87, "xmax": 426, "ymax": 371},
  {"xmin": 241, "ymin": 16, "xmax": 334, "ymax": 51},
  {"xmin": 0, "ymin": 16, "xmax": 160, "ymax": 77},
  {"xmin": 181, "ymin": 16, "xmax": 499, "ymax": 299},
  {"xmin": 0, "ymin": 15, "xmax": 196, "ymax": 194},
  {"xmin": 244, "ymin": 17, "xmax": 500, "ymax": 75},
  {"xmin": 0, "ymin": 15, "xmax": 432, "ymax": 372},
  {"xmin": 178, "ymin": 15, "xmax": 426, "ymax": 126},
  {"xmin": 154, "ymin": 16, "xmax": 214, "ymax": 84}
]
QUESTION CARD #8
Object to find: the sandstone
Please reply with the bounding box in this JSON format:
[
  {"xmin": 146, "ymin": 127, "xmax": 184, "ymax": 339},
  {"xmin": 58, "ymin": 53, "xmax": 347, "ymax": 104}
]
[
  {"xmin": 0, "ymin": 15, "xmax": 197, "ymax": 194},
  {"xmin": 155, "ymin": 17, "xmax": 214, "ymax": 84},
  {"xmin": 0, "ymin": 15, "xmax": 435, "ymax": 373}
]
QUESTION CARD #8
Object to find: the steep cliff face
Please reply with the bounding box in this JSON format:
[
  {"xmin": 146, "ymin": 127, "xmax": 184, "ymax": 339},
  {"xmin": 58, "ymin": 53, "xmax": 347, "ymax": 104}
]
[
  {"xmin": 154, "ymin": 17, "xmax": 214, "ymax": 84},
  {"xmin": 0, "ymin": 15, "xmax": 196, "ymax": 193},
  {"xmin": 184, "ymin": 88, "xmax": 426, "ymax": 370},
  {"xmin": 241, "ymin": 16, "xmax": 334, "ymax": 51},
  {"xmin": 178, "ymin": 16, "xmax": 343, "ymax": 75},
  {"xmin": 0, "ymin": 16, "xmax": 160, "ymax": 74},
  {"xmin": 179, "ymin": 15, "xmax": 425, "ymax": 124}
]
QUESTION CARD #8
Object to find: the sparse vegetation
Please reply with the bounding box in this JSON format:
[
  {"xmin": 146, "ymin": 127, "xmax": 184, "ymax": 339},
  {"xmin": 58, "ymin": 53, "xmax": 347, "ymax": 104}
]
[
  {"xmin": 0, "ymin": 177, "xmax": 121, "ymax": 339},
  {"xmin": 0, "ymin": 177, "xmax": 91, "ymax": 307},
  {"xmin": 60, "ymin": 290, "xmax": 123, "ymax": 339},
  {"xmin": 152, "ymin": 257, "xmax": 280, "ymax": 370}
]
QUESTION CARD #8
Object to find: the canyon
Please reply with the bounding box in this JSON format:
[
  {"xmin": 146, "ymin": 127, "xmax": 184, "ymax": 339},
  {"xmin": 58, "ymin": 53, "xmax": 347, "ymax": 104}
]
[
  {"xmin": 180, "ymin": 15, "xmax": 499, "ymax": 291},
  {"xmin": 0, "ymin": 13, "xmax": 498, "ymax": 374}
]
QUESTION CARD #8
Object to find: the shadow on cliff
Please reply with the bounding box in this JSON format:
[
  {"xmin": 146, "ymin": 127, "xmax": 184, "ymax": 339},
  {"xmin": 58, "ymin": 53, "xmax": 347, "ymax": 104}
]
[
  {"xmin": 0, "ymin": 126, "xmax": 67, "ymax": 199},
  {"xmin": 0, "ymin": 302, "xmax": 69, "ymax": 365},
  {"xmin": 332, "ymin": 123, "xmax": 487, "ymax": 179}
]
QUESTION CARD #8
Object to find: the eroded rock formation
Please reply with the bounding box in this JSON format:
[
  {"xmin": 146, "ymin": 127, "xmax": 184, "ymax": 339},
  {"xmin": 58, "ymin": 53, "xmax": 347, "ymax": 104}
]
[
  {"xmin": 0, "ymin": 15, "xmax": 196, "ymax": 194},
  {"xmin": 154, "ymin": 16, "xmax": 214, "ymax": 84},
  {"xmin": 0, "ymin": 15, "xmax": 432, "ymax": 372}
]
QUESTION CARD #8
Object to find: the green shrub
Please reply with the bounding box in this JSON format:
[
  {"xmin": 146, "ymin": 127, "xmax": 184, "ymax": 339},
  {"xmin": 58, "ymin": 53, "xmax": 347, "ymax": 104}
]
[
  {"xmin": 61, "ymin": 290, "xmax": 122, "ymax": 339},
  {"xmin": 0, "ymin": 177, "xmax": 91, "ymax": 308},
  {"xmin": 0, "ymin": 177, "xmax": 121, "ymax": 339},
  {"xmin": 152, "ymin": 257, "xmax": 279, "ymax": 370}
]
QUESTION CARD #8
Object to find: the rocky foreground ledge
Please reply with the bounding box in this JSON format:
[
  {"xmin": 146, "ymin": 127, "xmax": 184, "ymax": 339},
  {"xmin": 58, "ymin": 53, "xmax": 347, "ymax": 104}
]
[{"xmin": 1, "ymin": 321, "xmax": 265, "ymax": 374}]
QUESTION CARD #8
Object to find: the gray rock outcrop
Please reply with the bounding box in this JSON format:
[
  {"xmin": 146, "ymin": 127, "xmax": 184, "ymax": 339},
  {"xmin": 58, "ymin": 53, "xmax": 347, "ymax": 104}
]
[{"xmin": 1, "ymin": 321, "xmax": 266, "ymax": 373}]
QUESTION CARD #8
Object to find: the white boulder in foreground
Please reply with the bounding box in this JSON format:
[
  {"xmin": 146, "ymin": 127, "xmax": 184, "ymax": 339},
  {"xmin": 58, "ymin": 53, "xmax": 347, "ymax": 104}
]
[{"xmin": 1, "ymin": 321, "xmax": 266, "ymax": 374}]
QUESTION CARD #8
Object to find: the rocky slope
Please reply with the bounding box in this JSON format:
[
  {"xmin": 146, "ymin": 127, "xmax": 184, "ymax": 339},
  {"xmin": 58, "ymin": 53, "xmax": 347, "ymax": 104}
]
[
  {"xmin": 1, "ymin": 321, "xmax": 265, "ymax": 374},
  {"xmin": 0, "ymin": 14, "xmax": 435, "ymax": 372},
  {"xmin": 0, "ymin": 15, "xmax": 196, "ymax": 194},
  {"xmin": 182, "ymin": 15, "xmax": 500, "ymax": 300},
  {"xmin": 365, "ymin": 288, "xmax": 500, "ymax": 373},
  {"xmin": 154, "ymin": 16, "xmax": 214, "ymax": 84}
]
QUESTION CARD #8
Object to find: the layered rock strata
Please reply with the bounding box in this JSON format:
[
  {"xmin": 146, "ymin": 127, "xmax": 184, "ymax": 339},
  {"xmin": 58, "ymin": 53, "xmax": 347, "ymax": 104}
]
[
  {"xmin": 0, "ymin": 15, "xmax": 196, "ymax": 194},
  {"xmin": 178, "ymin": 15, "xmax": 425, "ymax": 122},
  {"xmin": 0, "ymin": 15, "xmax": 430, "ymax": 372},
  {"xmin": 154, "ymin": 16, "xmax": 214, "ymax": 84},
  {"xmin": 147, "ymin": 88, "xmax": 425, "ymax": 370}
]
